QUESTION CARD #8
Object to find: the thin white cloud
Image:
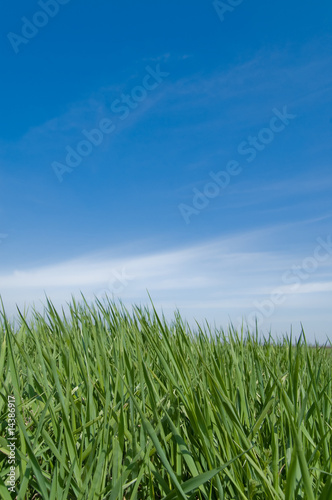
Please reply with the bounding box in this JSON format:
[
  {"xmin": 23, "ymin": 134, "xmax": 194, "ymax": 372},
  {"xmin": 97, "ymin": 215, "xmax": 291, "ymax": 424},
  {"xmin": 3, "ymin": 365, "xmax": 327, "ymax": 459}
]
[{"xmin": 1, "ymin": 227, "xmax": 331, "ymax": 341}]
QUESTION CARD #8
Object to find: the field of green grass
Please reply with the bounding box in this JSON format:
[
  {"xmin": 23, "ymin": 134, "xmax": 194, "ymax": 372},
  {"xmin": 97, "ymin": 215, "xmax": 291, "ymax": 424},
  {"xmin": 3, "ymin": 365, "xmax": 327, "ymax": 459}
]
[{"xmin": 0, "ymin": 297, "xmax": 331, "ymax": 499}]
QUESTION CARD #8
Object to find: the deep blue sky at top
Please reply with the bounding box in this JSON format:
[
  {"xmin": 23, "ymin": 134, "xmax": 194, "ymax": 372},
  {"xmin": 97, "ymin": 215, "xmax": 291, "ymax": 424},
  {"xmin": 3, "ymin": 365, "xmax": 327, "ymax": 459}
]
[
  {"xmin": 1, "ymin": 0, "xmax": 331, "ymax": 263},
  {"xmin": 0, "ymin": 0, "xmax": 331, "ymax": 337}
]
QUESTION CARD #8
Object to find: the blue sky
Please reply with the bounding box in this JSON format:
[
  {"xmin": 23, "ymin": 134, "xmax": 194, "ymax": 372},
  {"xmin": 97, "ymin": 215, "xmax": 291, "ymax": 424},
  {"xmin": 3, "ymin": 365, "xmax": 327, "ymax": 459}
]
[{"xmin": 1, "ymin": 0, "xmax": 332, "ymax": 342}]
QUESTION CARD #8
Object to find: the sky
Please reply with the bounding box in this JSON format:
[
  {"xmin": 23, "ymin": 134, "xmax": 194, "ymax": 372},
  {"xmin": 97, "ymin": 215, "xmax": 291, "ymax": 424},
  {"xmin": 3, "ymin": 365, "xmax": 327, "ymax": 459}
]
[{"xmin": 0, "ymin": 0, "xmax": 331, "ymax": 342}]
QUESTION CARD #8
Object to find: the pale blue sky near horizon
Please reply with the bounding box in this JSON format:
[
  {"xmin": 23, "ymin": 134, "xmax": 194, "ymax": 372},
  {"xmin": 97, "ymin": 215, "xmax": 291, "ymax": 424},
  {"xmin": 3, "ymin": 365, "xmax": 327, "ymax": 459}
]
[{"xmin": 0, "ymin": 0, "xmax": 331, "ymax": 342}]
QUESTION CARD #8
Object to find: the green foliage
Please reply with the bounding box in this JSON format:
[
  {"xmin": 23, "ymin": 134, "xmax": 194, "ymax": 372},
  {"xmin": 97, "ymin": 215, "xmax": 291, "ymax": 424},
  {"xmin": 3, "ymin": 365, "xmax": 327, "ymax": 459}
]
[{"xmin": 0, "ymin": 297, "xmax": 331, "ymax": 499}]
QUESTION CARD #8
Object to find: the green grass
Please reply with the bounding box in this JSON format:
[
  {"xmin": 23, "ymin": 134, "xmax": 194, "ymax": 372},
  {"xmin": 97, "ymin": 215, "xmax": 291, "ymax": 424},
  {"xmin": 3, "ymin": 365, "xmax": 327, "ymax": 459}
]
[{"xmin": 0, "ymin": 296, "xmax": 331, "ymax": 499}]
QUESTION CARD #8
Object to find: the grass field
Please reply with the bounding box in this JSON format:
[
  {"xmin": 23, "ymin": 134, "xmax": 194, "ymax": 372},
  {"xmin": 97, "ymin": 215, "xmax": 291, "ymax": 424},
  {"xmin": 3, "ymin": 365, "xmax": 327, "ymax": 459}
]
[{"xmin": 0, "ymin": 297, "xmax": 331, "ymax": 499}]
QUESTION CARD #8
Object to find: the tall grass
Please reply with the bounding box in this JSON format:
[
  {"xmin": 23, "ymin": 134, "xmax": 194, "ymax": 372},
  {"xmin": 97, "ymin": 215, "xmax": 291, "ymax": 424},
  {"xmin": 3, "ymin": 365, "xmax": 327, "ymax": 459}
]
[{"xmin": 0, "ymin": 296, "xmax": 331, "ymax": 499}]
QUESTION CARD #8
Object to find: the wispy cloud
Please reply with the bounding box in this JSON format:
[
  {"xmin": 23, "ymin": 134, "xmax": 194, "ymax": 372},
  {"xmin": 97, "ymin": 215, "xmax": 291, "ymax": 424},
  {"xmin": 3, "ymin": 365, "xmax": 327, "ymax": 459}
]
[{"xmin": 1, "ymin": 225, "xmax": 331, "ymax": 341}]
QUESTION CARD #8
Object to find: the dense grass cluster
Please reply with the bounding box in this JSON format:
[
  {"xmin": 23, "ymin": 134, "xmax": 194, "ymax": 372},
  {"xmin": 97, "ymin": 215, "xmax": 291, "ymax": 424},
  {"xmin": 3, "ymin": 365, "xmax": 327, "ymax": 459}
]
[{"xmin": 0, "ymin": 297, "xmax": 331, "ymax": 499}]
